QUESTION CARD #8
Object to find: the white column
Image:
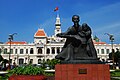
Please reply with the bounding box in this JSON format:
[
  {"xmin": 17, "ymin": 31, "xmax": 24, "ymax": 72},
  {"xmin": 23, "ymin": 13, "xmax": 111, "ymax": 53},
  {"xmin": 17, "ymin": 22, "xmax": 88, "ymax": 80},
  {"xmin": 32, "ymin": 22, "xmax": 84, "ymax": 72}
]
[
  {"xmin": 50, "ymin": 47, "xmax": 52, "ymax": 54},
  {"xmin": 55, "ymin": 47, "xmax": 57, "ymax": 55}
]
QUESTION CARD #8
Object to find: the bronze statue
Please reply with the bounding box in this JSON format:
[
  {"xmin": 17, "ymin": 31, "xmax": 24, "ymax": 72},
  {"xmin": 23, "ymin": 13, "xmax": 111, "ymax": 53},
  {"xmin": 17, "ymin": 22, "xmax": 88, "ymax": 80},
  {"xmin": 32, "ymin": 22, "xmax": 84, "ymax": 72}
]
[
  {"xmin": 81, "ymin": 23, "xmax": 97, "ymax": 58},
  {"xmin": 55, "ymin": 15, "xmax": 99, "ymax": 63}
]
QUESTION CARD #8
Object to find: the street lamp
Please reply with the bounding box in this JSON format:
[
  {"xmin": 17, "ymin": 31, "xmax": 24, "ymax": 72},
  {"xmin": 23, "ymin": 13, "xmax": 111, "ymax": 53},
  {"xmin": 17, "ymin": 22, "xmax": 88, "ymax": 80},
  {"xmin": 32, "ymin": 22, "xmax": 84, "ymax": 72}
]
[
  {"xmin": 8, "ymin": 33, "xmax": 17, "ymax": 69},
  {"xmin": 14, "ymin": 57, "xmax": 16, "ymax": 64},
  {"xmin": 14, "ymin": 57, "xmax": 16, "ymax": 62},
  {"xmin": 105, "ymin": 33, "xmax": 115, "ymax": 69}
]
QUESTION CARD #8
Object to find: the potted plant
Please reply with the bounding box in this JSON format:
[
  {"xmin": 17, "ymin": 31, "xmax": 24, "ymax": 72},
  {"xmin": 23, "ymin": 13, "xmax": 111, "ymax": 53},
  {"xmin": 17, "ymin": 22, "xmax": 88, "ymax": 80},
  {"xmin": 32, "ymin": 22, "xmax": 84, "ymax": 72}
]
[{"xmin": 8, "ymin": 64, "xmax": 46, "ymax": 80}]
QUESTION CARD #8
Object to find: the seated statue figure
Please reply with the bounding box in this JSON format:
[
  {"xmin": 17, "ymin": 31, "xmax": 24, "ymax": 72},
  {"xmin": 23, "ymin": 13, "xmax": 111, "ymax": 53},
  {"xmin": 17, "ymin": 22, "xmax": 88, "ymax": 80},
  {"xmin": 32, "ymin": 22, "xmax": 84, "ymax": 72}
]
[
  {"xmin": 55, "ymin": 15, "xmax": 98, "ymax": 62},
  {"xmin": 81, "ymin": 23, "xmax": 97, "ymax": 59}
]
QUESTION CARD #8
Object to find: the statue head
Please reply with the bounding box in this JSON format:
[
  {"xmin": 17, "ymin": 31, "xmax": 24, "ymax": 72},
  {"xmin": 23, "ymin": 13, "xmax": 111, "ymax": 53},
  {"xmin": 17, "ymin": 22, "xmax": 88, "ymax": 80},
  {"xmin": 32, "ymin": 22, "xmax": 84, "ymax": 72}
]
[
  {"xmin": 82, "ymin": 23, "xmax": 88, "ymax": 31},
  {"xmin": 72, "ymin": 15, "xmax": 80, "ymax": 23}
]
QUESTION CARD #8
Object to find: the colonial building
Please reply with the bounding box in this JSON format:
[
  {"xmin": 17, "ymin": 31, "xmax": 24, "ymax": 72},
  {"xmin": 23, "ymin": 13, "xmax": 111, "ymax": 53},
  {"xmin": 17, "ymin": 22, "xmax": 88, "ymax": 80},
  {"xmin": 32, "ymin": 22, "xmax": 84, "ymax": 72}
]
[{"xmin": 0, "ymin": 15, "xmax": 120, "ymax": 65}]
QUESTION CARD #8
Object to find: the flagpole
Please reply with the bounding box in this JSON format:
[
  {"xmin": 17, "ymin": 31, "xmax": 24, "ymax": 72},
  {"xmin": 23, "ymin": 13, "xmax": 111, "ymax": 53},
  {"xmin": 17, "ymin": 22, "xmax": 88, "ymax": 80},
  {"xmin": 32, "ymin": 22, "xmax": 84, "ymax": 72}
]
[
  {"xmin": 54, "ymin": 6, "xmax": 59, "ymax": 16},
  {"xmin": 57, "ymin": 9, "xmax": 59, "ymax": 16}
]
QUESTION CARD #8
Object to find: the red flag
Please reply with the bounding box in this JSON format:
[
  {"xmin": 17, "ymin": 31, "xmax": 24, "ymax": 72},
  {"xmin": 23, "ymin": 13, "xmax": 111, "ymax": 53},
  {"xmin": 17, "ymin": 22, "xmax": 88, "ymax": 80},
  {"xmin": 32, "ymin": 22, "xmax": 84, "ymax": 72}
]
[{"xmin": 54, "ymin": 7, "xmax": 58, "ymax": 11}]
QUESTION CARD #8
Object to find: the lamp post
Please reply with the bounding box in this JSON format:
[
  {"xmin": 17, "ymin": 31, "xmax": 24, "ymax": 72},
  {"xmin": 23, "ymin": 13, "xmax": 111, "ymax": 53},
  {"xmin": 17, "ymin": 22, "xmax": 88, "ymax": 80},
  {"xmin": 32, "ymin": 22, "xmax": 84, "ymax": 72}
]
[
  {"xmin": 14, "ymin": 57, "xmax": 16, "ymax": 63},
  {"xmin": 8, "ymin": 33, "xmax": 17, "ymax": 69},
  {"xmin": 105, "ymin": 33, "xmax": 115, "ymax": 69}
]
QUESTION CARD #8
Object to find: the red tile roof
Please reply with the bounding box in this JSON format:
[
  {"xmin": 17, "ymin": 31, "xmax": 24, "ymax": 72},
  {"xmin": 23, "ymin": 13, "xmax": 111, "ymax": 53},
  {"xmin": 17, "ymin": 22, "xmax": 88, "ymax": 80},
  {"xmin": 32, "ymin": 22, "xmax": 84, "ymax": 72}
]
[
  {"xmin": 93, "ymin": 40, "xmax": 106, "ymax": 44},
  {"xmin": 94, "ymin": 42, "xmax": 106, "ymax": 44},
  {"xmin": 6, "ymin": 41, "xmax": 27, "ymax": 44},
  {"xmin": 34, "ymin": 29, "xmax": 46, "ymax": 37}
]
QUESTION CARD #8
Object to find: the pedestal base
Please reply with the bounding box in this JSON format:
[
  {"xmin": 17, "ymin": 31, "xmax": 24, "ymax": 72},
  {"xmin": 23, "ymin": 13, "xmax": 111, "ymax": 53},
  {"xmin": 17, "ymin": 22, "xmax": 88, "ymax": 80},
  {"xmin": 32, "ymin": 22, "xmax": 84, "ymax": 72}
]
[{"xmin": 55, "ymin": 64, "xmax": 110, "ymax": 80}]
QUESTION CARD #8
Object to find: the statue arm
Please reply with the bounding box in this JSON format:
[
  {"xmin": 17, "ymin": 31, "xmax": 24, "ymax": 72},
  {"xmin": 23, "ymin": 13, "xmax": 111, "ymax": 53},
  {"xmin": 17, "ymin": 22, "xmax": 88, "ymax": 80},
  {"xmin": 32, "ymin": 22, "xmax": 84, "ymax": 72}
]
[
  {"xmin": 78, "ymin": 32, "xmax": 86, "ymax": 37},
  {"xmin": 57, "ymin": 27, "xmax": 72, "ymax": 37}
]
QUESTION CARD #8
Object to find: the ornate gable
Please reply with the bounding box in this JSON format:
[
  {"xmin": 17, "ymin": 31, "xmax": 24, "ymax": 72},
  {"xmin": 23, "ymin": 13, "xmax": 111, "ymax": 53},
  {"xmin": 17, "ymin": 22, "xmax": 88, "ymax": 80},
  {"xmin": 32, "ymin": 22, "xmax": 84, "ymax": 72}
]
[{"xmin": 34, "ymin": 29, "xmax": 47, "ymax": 37}]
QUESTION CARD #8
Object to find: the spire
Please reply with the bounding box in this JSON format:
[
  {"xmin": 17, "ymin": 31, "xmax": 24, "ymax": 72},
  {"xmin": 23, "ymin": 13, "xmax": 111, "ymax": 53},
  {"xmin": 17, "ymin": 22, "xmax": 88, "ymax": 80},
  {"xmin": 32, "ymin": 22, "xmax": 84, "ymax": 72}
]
[{"xmin": 55, "ymin": 14, "xmax": 61, "ymax": 27}]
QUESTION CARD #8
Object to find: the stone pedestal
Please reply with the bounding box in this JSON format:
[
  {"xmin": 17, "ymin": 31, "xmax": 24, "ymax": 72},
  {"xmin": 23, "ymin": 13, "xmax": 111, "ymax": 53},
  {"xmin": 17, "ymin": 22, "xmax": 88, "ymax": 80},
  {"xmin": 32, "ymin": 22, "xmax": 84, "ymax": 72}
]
[{"xmin": 55, "ymin": 64, "xmax": 110, "ymax": 80}]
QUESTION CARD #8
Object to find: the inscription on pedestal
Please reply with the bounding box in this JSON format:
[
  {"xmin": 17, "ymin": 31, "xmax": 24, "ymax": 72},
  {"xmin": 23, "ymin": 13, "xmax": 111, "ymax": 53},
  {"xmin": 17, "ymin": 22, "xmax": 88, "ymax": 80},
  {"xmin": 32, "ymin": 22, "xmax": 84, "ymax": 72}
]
[{"xmin": 78, "ymin": 68, "xmax": 87, "ymax": 74}]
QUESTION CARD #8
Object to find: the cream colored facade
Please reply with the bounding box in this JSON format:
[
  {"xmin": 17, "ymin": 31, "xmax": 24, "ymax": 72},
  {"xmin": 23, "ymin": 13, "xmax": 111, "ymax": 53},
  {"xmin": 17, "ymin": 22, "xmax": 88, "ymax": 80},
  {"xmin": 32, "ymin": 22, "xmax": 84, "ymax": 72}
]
[{"xmin": 0, "ymin": 15, "xmax": 120, "ymax": 65}]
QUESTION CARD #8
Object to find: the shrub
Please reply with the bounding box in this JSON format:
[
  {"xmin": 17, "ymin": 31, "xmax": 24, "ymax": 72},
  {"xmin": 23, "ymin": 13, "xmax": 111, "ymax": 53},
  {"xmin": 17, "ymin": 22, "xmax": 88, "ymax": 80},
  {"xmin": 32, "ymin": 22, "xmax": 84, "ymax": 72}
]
[{"xmin": 9, "ymin": 64, "xmax": 44, "ymax": 75}]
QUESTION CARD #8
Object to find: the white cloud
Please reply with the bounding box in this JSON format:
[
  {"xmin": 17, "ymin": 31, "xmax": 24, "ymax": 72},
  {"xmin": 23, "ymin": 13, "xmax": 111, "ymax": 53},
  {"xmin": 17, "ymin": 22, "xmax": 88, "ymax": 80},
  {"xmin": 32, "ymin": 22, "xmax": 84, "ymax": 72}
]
[
  {"xmin": 80, "ymin": 2, "xmax": 120, "ymax": 43},
  {"xmin": 94, "ymin": 22, "xmax": 120, "ymax": 32}
]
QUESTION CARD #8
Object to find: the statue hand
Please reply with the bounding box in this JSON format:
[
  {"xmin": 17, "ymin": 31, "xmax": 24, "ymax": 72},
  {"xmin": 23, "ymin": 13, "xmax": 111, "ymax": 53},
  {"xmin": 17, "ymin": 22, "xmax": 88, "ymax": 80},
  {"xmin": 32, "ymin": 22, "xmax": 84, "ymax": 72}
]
[
  {"xmin": 78, "ymin": 32, "xmax": 85, "ymax": 37},
  {"xmin": 82, "ymin": 31, "xmax": 85, "ymax": 33}
]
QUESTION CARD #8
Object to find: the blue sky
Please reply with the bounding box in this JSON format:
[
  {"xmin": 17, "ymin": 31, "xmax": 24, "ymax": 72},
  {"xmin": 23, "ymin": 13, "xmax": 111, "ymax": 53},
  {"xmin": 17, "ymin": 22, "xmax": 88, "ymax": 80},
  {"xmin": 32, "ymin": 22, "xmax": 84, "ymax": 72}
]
[{"xmin": 0, "ymin": 0, "xmax": 120, "ymax": 44}]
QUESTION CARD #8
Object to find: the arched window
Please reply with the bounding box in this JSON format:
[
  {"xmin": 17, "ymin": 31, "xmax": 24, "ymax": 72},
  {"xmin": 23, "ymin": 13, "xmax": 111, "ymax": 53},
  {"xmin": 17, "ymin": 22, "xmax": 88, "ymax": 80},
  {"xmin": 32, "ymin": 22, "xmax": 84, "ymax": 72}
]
[
  {"xmin": 10, "ymin": 49, "xmax": 13, "ymax": 54},
  {"xmin": 4, "ymin": 48, "xmax": 7, "ymax": 54},
  {"xmin": 52, "ymin": 47, "xmax": 55, "ymax": 54},
  {"xmin": 101, "ymin": 49, "xmax": 104, "ymax": 54},
  {"xmin": 42, "ymin": 59, "xmax": 45, "ymax": 63},
  {"xmin": 38, "ymin": 59, "xmax": 41, "ymax": 64},
  {"xmin": 47, "ymin": 48, "xmax": 50, "ymax": 54},
  {"xmin": 15, "ymin": 49, "xmax": 17, "ymax": 54},
  {"xmin": 97, "ymin": 49, "xmax": 99, "ymax": 54},
  {"xmin": 26, "ymin": 49, "xmax": 28, "ymax": 54},
  {"xmin": 57, "ymin": 47, "xmax": 60, "ymax": 54},
  {"xmin": 47, "ymin": 59, "xmax": 50, "ymax": 61},
  {"xmin": 106, "ymin": 49, "xmax": 109, "ymax": 54},
  {"xmin": 30, "ymin": 59, "xmax": 33, "ymax": 64},
  {"xmin": 30, "ymin": 48, "xmax": 34, "ymax": 54},
  {"xmin": 20, "ymin": 49, "xmax": 23, "ymax": 54},
  {"xmin": 38, "ymin": 48, "xmax": 42, "ymax": 54},
  {"xmin": 19, "ymin": 58, "xmax": 24, "ymax": 65}
]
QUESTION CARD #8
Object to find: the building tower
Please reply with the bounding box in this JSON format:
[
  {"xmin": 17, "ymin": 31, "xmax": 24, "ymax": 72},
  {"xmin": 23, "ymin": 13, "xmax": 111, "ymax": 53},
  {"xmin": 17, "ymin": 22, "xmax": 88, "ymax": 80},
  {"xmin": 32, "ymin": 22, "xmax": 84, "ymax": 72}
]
[{"xmin": 54, "ymin": 14, "xmax": 61, "ymax": 36}]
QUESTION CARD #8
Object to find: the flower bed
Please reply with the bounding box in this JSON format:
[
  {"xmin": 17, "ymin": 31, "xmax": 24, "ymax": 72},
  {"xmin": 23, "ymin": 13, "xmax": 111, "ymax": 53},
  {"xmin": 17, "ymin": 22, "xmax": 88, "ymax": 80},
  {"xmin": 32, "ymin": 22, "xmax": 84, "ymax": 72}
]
[
  {"xmin": 8, "ymin": 65, "xmax": 46, "ymax": 80},
  {"xmin": 8, "ymin": 75, "xmax": 46, "ymax": 80},
  {"xmin": 46, "ymin": 76, "xmax": 55, "ymax": 80}
]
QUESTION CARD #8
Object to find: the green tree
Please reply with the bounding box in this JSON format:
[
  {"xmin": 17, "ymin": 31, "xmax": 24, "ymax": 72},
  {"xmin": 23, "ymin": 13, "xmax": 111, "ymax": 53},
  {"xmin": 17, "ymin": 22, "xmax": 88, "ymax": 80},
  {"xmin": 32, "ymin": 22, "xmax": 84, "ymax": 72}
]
[{"xmin": 45, "ymin": 59, "xmax": 60, "ymax": 69}]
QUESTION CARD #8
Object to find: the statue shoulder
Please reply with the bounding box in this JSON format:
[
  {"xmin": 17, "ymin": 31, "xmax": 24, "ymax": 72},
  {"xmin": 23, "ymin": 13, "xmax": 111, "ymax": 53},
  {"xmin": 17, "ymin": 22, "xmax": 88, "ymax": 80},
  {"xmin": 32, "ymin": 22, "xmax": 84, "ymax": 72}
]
[
  {"xmin": 68, "ymin": 26, "xmax": 73, "ymax": 29},
  {"xmin": 67, "ymin": 26, "xmax": 74, "ymax": 31},
  {"xmin": 82, "ymin": 23, "xmax": 91, "ymax": 31}
]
